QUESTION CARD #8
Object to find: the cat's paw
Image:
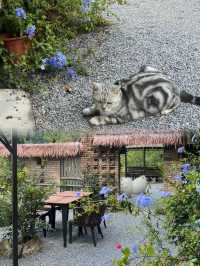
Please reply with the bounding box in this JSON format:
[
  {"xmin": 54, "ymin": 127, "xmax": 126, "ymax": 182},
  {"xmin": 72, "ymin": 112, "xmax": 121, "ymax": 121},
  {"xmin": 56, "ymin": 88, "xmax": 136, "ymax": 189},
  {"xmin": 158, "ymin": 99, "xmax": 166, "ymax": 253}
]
[
  {"xmin": 89, "ymin": 116, "xmax": 118, "ymax": 126},
  {"xmin": 89, "ymin": 116, "xmax": 104, "ymax": 126}
]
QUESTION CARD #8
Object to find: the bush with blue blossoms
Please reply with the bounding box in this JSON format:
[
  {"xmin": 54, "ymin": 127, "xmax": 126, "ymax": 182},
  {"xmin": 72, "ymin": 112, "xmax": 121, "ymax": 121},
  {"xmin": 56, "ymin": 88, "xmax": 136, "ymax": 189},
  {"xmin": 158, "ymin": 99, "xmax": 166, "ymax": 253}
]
[
  {"xmin": 0, "ymin": 0, "xmax": 124, "ymax": 90},
  {"xmin": 15, "ymin": 7, "xmax": 26, "ymax": 19},
  {"xmin": 25, "ymin": 25, "xmax": 36, "ymax": 39},
  {"xmin": 114, "ymin": 132, "xmax": 200, "ymax": 266}
]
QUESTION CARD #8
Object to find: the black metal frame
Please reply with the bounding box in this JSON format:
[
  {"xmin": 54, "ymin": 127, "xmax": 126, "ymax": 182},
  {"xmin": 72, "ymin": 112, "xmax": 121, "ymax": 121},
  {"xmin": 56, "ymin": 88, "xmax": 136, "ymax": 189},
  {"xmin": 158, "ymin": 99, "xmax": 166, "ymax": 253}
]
[{"xmin": 0, "ymin": 131, "xmax": 18, "ymax": 266}]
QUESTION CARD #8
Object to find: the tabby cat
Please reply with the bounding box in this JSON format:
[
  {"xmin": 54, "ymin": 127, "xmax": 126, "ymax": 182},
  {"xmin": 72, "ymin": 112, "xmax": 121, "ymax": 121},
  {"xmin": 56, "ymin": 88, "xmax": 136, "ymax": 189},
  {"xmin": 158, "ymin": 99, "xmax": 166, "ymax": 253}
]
[{"xmin": 83, "ymin": 66, "xmax": 200, "ymax": 126}]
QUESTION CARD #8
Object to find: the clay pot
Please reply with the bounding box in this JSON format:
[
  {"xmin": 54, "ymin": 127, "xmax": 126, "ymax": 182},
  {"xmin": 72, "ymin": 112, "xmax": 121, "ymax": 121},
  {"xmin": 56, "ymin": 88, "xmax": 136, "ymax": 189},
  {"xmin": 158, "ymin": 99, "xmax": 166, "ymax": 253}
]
[{"xmin": 3, "ymin": 36, "xmax": 30, "ymax": 56}]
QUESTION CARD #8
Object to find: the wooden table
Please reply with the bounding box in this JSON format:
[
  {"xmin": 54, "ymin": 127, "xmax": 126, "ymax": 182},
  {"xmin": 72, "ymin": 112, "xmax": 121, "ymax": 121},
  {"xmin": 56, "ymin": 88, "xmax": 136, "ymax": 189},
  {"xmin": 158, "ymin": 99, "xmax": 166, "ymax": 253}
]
[{"xmin": 45, "ymin": 191, "xmax": 91, "ymax": 247}]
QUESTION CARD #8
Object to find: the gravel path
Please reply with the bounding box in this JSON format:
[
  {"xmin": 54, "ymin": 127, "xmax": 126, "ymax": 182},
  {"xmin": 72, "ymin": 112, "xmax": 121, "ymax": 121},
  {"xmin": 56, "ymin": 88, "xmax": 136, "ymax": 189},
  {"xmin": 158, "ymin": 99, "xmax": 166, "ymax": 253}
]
[
  {"xmin": 31, "ymin": 0, "xmax": 200, "ymax": 132},
  {"xmin": 0, "ymin": 184, "xmax": 167, "ymax": 266}
]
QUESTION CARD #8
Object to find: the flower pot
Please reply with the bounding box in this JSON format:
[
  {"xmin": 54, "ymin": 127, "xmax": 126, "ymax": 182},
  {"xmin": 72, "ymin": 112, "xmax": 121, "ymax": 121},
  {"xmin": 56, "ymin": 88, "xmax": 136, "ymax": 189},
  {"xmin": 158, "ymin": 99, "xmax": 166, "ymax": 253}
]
[
  {"xmin": 0, "ymin": 33, "xmax": 11, "ymax": 40},
  {"xmin": 3, "ymin": 36, "xmax": 30, "ymax": 56}
]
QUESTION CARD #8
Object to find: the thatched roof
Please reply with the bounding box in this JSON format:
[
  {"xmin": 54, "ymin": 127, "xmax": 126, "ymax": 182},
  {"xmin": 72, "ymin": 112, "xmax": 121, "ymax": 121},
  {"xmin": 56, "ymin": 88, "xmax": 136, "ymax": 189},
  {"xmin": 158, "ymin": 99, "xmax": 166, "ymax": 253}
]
[
  {"xmin": 92, "ymin": 130, "xmax": 185, "ymax": 148},
  {"xmin": 0, "ymin": 142, "xmax": 83, "ymax": 158}
]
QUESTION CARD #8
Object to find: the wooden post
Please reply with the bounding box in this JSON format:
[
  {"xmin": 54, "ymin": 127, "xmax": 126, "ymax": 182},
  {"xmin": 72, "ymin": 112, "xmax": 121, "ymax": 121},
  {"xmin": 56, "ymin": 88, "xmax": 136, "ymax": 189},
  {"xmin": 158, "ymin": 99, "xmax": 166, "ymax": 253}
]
[
  {"xmin": 118, "ymin": 150, "xmax": 121, "ymax": 193},
  {"xmin": 125, "ymin": 148, "xmax": 127, "ymax": 177}
]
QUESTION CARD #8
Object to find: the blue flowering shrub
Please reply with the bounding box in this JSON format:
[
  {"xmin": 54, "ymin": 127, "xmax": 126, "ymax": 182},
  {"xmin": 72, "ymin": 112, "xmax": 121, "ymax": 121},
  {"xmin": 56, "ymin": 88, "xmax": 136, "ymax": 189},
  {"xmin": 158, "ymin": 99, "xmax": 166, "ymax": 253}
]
[
  {"xmin": 113, "ymin": 133, "xmax": 200, "ymax": 266},
  {"xmin": 0, "ymin": 0, "xmax": 125, "ymax": 91},
  {"xmin": 164, "ymin": 162, "xmax": 200, "ymax": 263}
]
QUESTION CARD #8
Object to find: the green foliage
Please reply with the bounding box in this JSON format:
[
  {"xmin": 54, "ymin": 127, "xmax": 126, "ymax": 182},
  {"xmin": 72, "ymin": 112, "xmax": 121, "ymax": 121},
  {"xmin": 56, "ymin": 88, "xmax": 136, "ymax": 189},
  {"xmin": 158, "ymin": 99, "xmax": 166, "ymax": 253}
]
[
  {"xmin": 0, "ymin": 0, "xmax": 125, "ymax": 91},
  {"xmin": 164, "ymin": 177, "xmax": 200, "ymax": 263},
  {"xmin": 0, "ymin": 167, "xmax": 50, "ymax": 242},
  {"xmin": 16, "ymin": 130, "xmax": 82, "ymax": 143},
  {"xmin": 120, "ymin": 149, "xmax": 164, "ymax": 176},
  {"xmin": 114, "ymin": 132, "xmax": 200, "ymax": 266},
  {"xmin": 106, "ymin": 194, "xmax": 138, "ymax": 214}
]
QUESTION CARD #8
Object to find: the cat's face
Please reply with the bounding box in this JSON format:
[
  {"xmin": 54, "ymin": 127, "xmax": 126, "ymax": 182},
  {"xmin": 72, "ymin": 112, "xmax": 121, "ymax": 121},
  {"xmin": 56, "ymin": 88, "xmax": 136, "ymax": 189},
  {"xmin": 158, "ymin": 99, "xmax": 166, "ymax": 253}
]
[{"xmin": 92, "ymin": 82, "xmax": 122, "ymax": 115}]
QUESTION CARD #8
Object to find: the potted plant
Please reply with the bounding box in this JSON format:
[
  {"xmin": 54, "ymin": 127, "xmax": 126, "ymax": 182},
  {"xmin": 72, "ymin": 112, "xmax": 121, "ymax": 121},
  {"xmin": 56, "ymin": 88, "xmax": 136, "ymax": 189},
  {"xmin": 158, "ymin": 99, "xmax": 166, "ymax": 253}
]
[{"xmin": 0, "ymin": 6, "xmax": 36, "ymax": 56}]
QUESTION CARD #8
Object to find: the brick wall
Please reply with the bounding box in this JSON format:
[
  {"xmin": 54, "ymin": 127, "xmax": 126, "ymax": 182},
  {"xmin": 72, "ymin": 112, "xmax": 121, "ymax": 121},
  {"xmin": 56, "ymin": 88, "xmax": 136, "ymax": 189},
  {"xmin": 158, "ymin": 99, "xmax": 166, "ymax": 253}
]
[
  {"xmin": 22, "ymin": 142, "xmax": 180, "ymax": 192},
  {"xmin": 163, "ymin": 146, "xmax": 181, "ymax": 191},
  {"xmin": 80, "ymin": 136, "xmax": 119, "ymax": 187}
]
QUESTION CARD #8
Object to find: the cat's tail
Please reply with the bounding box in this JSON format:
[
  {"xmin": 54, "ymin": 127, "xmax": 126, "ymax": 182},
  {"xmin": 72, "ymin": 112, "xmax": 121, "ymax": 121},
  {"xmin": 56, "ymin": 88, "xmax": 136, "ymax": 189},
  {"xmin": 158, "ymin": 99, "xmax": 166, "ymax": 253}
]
[{"xmin": 180, "ymin": 90, "xmax": 200, "ymax": 106}]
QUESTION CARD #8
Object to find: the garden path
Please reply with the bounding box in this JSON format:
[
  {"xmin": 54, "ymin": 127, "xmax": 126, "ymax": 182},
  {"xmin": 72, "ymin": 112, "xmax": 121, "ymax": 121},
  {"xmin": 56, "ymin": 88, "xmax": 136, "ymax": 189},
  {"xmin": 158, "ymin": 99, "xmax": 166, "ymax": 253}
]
[{"xmin": 31, "ymin": 0, "xmax": 200, "ymax": 132}]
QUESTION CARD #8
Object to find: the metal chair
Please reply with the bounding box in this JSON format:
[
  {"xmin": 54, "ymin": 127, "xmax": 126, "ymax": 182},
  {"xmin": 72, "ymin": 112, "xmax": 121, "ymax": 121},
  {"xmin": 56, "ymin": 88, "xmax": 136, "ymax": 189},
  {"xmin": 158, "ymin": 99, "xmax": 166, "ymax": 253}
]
[{"xmin": 69, "ymin": 210, "xmax": 103, "ymax": 247}]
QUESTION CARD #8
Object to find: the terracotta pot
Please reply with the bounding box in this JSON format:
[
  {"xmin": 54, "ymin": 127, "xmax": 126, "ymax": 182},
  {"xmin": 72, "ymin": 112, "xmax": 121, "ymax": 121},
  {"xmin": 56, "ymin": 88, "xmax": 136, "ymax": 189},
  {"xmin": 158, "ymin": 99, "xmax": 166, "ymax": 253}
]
[
  {"xmin": 0, "ymin": 33, "xmax": 11, "ymax": 40},
  {"xmin": 3, "ymin": 36, "xmax": 30, "ymax": 56}
]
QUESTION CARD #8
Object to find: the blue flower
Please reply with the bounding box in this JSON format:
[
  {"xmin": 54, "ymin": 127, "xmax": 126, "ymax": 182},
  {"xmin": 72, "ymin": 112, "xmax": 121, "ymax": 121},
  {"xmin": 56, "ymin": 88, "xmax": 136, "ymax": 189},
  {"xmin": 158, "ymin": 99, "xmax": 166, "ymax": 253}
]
[
  {"xmin": 181, "ymin": 163, "xmax": 191, "ymax": 174},
  {"xmin": 47, "ymin": 51, "xmax": 67, "ymax": 69},
  {"xmin": 15, "ymin": 7, "xmax": 26, "ymax": 19},
  {"xmin": 160, "ymin": 191, "xmax": 172, "ymax": 198},
  {"xmin": 196, "ymin": 185, "xmax": 200, "ymax": 194},
  {"xmin": 117, "ymin": 193, "xmax": 128, "ymax": 202},
  {"xmin": 136, "ymin": 194, "xmax": 153, "ymax": 208},
  {"xmin": 99, "ymin": 186, "xmax": 112, "ymax": 197},
  {"xmin": 174, "ymin": 175, "xmax": 183, "ymax": 182},
  {"xmin": 25, "ymin": 25, "xmax": 36, "ymax": 39},
  {"xmin": 131, "ymin": 243, "xmax": 138, "ymax": 254},
  {"xmin": 75, "ymin": 191, "xmax": 81, "ymax": 197},
  {"xmin": 82, "ymin": 0, "xmax": 91, "ymax": 13},
  {"xmin": 49, "ymin": 52, "xmax": 67, "ymax": 69},
  {"xmin": 177, "ymin": 146, "xmax": 185, "ymax": 154},
  {"xmin": 67, "ymin": 67, "xmax": 78, "ymax": 80}
]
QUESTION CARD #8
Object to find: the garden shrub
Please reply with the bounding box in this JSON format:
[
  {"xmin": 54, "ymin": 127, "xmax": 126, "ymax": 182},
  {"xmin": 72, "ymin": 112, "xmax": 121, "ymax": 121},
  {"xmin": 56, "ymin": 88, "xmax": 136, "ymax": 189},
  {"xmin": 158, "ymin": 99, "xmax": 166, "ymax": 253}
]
[
  {"xmin": 113, "ymin": 133, "xmax": 200, "ymax": 266},
  {"xmin": 0, "ymin": 0, "xmax": 124, "ymax": 91},
  {"xmin": 0, "ymin": 167, "xmax": 50, "ymax": 242}
]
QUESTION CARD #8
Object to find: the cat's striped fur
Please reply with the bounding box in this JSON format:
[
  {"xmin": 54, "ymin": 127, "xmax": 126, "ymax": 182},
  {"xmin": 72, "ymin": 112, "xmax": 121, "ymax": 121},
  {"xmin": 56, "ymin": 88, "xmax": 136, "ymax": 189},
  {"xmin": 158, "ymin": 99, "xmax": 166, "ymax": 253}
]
[{"xmin": 83, "ymin": 66, "xmax": 200, "ymax": 126}]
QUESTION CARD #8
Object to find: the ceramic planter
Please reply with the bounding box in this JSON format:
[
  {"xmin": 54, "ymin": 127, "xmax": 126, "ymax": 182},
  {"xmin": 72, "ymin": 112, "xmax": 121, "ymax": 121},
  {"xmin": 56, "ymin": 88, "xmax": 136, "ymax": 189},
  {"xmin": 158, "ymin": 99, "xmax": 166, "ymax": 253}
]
[{"xmin": 3, "ymin": 36, "xmax": 30, "ymax": 56}]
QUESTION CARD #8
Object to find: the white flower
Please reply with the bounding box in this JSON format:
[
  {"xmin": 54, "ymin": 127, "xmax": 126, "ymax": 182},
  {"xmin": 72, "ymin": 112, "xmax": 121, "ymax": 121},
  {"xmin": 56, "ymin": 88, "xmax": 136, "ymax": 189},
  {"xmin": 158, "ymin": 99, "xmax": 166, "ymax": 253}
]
[{"xmin": 40, "ymin": 64, "xmax": 45, "ymax": 70}]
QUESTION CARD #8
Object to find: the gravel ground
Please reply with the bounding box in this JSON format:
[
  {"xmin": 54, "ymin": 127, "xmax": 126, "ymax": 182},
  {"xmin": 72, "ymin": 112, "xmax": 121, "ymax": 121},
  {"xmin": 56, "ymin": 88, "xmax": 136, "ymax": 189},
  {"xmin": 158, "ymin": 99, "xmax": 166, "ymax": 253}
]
[
  {"xmin": 31, "ymin": 0, "xmax": 200, "ymax": 132},
  {"xmin": 0, "ymin": 184, "xmax": 167, "ymax": 266}
]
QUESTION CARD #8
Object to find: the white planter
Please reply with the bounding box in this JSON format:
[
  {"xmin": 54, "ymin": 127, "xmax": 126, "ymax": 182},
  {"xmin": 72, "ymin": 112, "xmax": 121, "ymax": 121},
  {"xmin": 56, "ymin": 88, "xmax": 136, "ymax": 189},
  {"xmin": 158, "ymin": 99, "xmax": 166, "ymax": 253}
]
[
  {"xmin": 120, "ymin": 177, "xmax": 133, "ymax": 196},
  {"xmin": 132, "ymin": 175, "xmax": 148, "ymax": 194}
]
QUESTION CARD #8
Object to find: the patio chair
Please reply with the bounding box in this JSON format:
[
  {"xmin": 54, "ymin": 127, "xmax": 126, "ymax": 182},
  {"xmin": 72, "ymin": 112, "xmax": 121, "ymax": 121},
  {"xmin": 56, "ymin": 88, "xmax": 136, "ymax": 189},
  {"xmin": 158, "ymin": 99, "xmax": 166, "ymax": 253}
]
[
  {"xmin": 69, "ymin": 208, "xmax": 104, "ymax": 247},
  {"xmin": 36, "ymin": 208, "xmax": 52, "ymax": 238},
  {"xmin": 74, "ymin": 200, "xmax": 107, "ymax": 228}
]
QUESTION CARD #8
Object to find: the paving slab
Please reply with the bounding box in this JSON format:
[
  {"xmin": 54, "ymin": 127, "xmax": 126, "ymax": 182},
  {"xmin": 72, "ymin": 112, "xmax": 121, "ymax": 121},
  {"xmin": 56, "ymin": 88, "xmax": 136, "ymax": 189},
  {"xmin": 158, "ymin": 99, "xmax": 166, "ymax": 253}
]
[{"xmin": 0, "ymin": 89, "xmax": 35, "ymax": 135}]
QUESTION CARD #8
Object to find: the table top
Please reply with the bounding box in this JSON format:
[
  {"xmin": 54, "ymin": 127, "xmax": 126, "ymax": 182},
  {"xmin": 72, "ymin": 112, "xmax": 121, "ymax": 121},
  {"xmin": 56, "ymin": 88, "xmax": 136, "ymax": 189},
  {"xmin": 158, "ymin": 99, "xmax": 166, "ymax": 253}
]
[{"xmin": 45, "ymin": 191, "xmax": 92, "ymax": 205}]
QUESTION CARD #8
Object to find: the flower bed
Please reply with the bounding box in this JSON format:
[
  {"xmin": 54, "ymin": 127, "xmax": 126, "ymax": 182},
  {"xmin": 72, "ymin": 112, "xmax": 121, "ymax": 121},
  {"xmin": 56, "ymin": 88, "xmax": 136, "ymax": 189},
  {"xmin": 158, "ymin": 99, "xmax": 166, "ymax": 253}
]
[{"xmin": 0, "ymin": 0, "xmax": 125, "ymax": 91}]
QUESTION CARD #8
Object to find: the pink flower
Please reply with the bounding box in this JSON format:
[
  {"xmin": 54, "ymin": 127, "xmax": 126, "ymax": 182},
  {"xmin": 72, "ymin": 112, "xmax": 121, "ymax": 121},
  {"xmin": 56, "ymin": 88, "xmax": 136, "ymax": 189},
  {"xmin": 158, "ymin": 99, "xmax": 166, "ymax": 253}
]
[{"xmin": 115, "ymin": 242, "xmax": 122, "ymax": 250}]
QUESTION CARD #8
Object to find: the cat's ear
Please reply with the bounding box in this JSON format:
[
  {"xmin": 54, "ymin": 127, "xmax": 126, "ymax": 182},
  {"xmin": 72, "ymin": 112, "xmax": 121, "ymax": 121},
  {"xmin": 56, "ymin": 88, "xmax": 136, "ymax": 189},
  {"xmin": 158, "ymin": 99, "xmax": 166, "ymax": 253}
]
[
  {"xmin": 92, "ymin": 82, "xmax": 101, "ymax": 91},
  {"xmin": 114, "ymin": 80, "xmax": 120, "ymax": 85},
  {"xmin": 114, "ymin": 79, "xmax": 128, "ymax": 92},
  {"xmin": 139, "ymin": 65, "xmax": 159, "ymax": 73}
]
